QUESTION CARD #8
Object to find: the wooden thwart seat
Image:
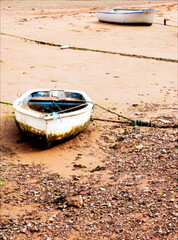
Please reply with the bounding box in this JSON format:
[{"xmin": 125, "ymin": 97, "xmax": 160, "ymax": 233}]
[{"xmin": 30, "ymin": 96, "xmax": 84, "ymax": 103}]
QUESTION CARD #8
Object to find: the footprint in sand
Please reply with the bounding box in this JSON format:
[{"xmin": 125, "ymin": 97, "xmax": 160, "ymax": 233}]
[
  {"xmin": 96, "ymin": 28, "xmax": 109, "ymax": 32},
  {"xmin": 84, "ymin": 25, "xmax": 92, "ymax": 30},
  {"xmin": 19, "ymin": 18, "xmax": 28, "ymax": 22}
]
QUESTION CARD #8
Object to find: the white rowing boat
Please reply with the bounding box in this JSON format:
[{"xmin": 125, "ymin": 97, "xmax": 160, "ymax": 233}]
[
  {"xmin": 13, "ymin": 89, "xmax": 93, "ymax": 147},
  {"xmin": 96, "ymin": 8, "xmax": 156, "ymax": 25}
]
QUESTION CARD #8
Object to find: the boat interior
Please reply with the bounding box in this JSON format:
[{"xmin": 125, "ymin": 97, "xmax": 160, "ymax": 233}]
[
  {"xmin": 110, "ymin": 9, "xmax": 153, "ymax": 13},
  {"xmin": 23, "ymin": 90, "xmax": 88, "ymax": 113}
]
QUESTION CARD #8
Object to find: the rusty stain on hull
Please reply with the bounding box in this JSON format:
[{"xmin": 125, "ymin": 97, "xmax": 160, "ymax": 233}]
[{"xmin": 15, "ymin": 118, "xmax": 90, "ymax": 147}]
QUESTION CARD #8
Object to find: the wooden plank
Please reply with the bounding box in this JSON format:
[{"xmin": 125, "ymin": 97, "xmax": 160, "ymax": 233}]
[{"xmin": 30, "ymin": 96, "xmax": 83, "ymax": 102}]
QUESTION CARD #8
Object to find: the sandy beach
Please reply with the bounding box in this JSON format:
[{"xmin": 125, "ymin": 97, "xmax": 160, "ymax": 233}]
[{"xmin": 0, "ymin": 1, "xmax": 177, "ymax": 239}]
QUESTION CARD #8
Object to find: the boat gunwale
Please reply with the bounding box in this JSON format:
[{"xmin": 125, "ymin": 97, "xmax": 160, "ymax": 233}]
[
  {"xmin": 13, "ymin": 89, "xmax": 93, "ymax": 120},
  {"xmin": 96, "ymin": 9, "xmax": 155, "ymax": 15}
]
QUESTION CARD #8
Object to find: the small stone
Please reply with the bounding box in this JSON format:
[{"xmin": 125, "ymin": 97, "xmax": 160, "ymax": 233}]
[
  {"xmin": 48, "ymin": 217, "xmax": 54, "ymax": 222},
  {"xmin": 164, "ymin": 115, "xmax": 173, "ymax": 119},
  {"xmin": 136, "ymin": 144, "xmax": 143, "ymax": 149},
  {"xmin": 27, "ymin": 223, "xmax": 32, "ymax": 228},
  {"xmin": 66, "ymin": 195, "xmax": 83, "ymax": 208},
  {"xmin": 158, "ymin": 119, "xmax": 170, "ymax": 123}
]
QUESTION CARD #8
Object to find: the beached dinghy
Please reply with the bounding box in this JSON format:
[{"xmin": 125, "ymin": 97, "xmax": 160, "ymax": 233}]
[
  {"xmin": 13, "ymin": 89, "xmax": 93, "ymax": 147},
  {"xmin": 96, "ymin": 8, "xmax": 156, "ymax": 25}
]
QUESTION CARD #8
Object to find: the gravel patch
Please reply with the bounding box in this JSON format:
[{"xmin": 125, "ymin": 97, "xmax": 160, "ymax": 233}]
[{"xmin": 0, "ymin": 111, "xmax": 177, "ymax": 240}]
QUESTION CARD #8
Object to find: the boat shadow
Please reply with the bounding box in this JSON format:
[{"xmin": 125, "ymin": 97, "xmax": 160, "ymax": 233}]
[{"xmin": 94, "ymin": 21, "xmax": 152, "ymax": 27}]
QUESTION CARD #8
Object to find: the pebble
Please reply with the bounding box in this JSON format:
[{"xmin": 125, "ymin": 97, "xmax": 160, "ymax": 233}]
[{"xmin": 66, "ymin": 195, "xmax": 83, "ymax": 208}]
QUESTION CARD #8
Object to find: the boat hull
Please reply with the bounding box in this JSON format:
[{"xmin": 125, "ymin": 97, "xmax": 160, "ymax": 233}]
[
  {"xmin": 96, "ymin": 9, "xmax": 156, "ymax": 25},
  {"xmin": 13, "ymin": 89, "xmax": 93, "ymax": 147}
]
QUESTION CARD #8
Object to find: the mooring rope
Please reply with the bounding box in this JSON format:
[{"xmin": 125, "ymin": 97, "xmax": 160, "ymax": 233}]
[
  {"xmin": 41, "ymin": 102, "xmax": 89, "ymax": 118},
  {"xmin": 1, "ymin": 32, "xmax": 178, "ymax": 63},
  {"xmin": 93, "ymin": 102, "xmax": 153, "ymax": 127}
]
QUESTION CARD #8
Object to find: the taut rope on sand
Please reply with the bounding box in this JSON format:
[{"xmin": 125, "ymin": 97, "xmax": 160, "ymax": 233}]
[
  {"xmin": 93, "ymin": 103, "xmax": 153, "ymax": 127},
  {"xmin": 0, "ymin": 101, "xmax": 13, "ymax": 105},
  {"xmin": 1, "ymin": 32, "xmax": 178, "ymax": 63}
]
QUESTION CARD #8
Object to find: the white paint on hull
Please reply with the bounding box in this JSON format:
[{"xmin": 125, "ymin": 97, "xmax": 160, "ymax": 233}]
[
  {"xmin": 96, "ymin": 9, "xmax": 156, "ymax": 25},
  {"xmin": 13, "ymin": 89, "xmax": 93, "ymax": 146}
]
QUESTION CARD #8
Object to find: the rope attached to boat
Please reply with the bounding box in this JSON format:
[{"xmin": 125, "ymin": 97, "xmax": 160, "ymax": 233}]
[
  {"xmin": 48, "ymin": 100, "xmax": 153, "ymax": 127},
  {"xmin": 94, "ymin": 102, "xmax": 153, "ymax": 127},
  {"xmin": 52, "ymin": 112, "xmax": 62, "ymax": 122},
  {"xmin": 0, "ymin": 100, "xmax": 154, "ymax": 127},
  {"xmin": 40, "ymin": 102, "xmax": 90, "ymax": 119}
]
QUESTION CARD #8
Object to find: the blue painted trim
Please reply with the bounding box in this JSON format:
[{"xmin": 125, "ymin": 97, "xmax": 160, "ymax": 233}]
[
  {"xmin": 33, "ymin": 91, "xmax": 46, "ymax": 97},
  {"xmin": 72, "ymin": 93, "xmax": 84, "ymax": 100},
  {"xmin": 31, "ymin": 91, "xmax": 84, "ymax": 100},
  {"xmin": 29, "ymin": 101, "xmax": 82, "ymax": 108}
]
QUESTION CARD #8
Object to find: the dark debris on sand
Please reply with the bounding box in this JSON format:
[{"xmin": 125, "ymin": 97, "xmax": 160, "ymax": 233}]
[{"xmin": 0, "ymin": 114, "xmax": 177, "ymax": 240}]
